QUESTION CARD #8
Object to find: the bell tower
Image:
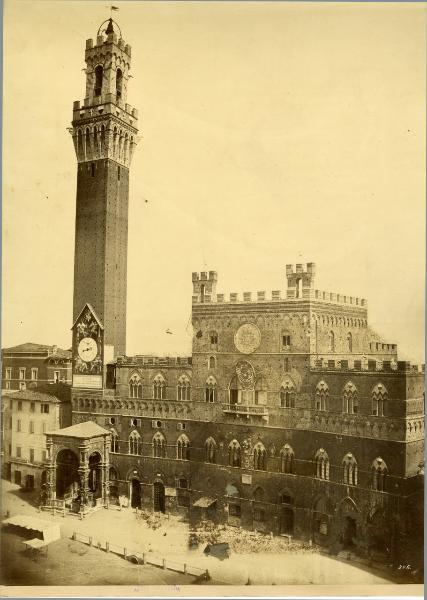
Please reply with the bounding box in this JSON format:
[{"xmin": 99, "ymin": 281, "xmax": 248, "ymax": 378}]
[{"xmin": 70, "ymin": 18, "xmax": 138, "ymax": 373}]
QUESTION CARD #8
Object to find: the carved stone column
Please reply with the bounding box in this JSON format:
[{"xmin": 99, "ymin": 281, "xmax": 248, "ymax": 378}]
[
  {"xmin": 45, "ymin": 436, "xmax": 56, "ymax": 506},
  {"xmin": 78, "ymin": 440, "xmax": 90, "ymax": 507}
]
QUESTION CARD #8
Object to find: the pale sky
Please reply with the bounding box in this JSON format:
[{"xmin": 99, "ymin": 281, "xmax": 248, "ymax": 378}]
[{"xmin": 2, "ymin": 1, "xmax": 426, "ymax": 362}]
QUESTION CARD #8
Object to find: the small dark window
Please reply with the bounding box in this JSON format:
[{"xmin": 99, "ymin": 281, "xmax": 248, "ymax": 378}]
[
  {"xmin": 177, "ymin": 478, "xmax": 188, "ymax": 489},
  {"xmin": 118, "ymin": 166, "xmax": 121, "ymax": 180},
  {"xmin": 282, "ymin": 335, "xmax": 291, "ymax": 349},
  {"xmin": 16, "ymin": 447, "xmax": 22, "ymax": 458},
  {"xmin": 156, "ymin": 420, "xmax": 162, "ymax": 428},
  {"xmin": 94, "ymin": 65, "xmax": 103, "ymax": 96},
  {"xmin": 229, "ymin": 503, "xmax": 241, "ymax": 517},
  {"xmin": 91, "ymin": 162, "xmax": 95, "ymax": 177},
  {"xmin": 17, "ymin": 401, "xmax": 22, "ymax": 411},
  {"xmin": 110, "ymin": 417, "xmax": 115, "ymax": 425},
  {"xmin": 116, "ymin": 68, "xmax": 123, "ymax": 99},
  {"xmin": 30, "ymin": 402, "xmax": 35, "ymax": 413},
  {"xmin": 41, "ymin": 404, "xmax": 49, "ymax": 414}
]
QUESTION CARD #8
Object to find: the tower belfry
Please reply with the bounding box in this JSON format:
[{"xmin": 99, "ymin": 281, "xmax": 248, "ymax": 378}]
[{"xmin": 70, "ymin": 19, "xmax": 138, "ymax": 386}]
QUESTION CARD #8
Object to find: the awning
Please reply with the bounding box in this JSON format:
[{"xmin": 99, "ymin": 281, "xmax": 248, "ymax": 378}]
[
  {"xmin": 193, "ymin": 496, "xmax": 216, "ymax": 508},
  {"xmin": 3, "ymin": 515, "xmax": 60, "ymax": 542}
]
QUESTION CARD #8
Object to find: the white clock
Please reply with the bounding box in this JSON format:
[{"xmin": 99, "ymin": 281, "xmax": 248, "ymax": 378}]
[{"xmin": 78, "ymin": 337, "xmax": 98, "ymax": 362}]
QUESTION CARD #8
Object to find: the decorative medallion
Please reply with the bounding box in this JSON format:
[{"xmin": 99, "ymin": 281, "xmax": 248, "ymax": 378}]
[
  {"xmin": 235, "ymin": 360, "xmax": 255, "ymax": 389},
  {"xmin": 234, "ymin": 323, "xmax": 261, "ymax": 354}
]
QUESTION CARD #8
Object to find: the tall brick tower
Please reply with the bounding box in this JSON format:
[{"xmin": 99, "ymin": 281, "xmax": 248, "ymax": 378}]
[{"xmin": 70, "ymin": 18, "xmax": 138, "ymax": 372}]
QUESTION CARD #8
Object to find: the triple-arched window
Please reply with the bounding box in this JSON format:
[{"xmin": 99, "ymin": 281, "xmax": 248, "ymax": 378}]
[
  {"xmin": 315, "ymin": 448, "xmax": 330, "ymax": 480},
  {"xmin": 153, "ymin": 432, "xmax": 166, "ymax": 458},
  {"xmin": 110, "ymin": 428, "xmax": 119, "ymax": 453},
  {"xmin": 253, "ymin": 442, "xmax": 267, "ymax": 471},
  {"xmin": 280, "ymin": 379, "xmax": 295, "ymax": 408},
  {"xmin": 372, "ymin": 457, "xmax": 388, "ymax": 491},
  {"xmin": 342, "ymin": 382, "xmax": 358, "ymax": 414},
  {"xmin": 342, "ymin": 453, "xmax": 358, "ymax": 485},
  {"xmin": 129, "ymin": 431, "xmax": 141, "ymax": 455},
  {"xmin": 129, "ymin": 374, "xmax": 142, "ymax": 399},
  {"xmin": 280, "ymin": 444, "xmax": 295, "ymax": 474},
  {"xmin": 228, "ymin": 439, "xmax": 241, "ymax": 468},
  {"xmin": 177, "ymin": 375, "xmax": 191, "ymax": 401},
  {"xmin": 177, "ymin": 434, "xmax": 190, "ymax": 460},
  {"xmin": 153, "ymin": 374, "xmax": 166, "ymax": 400},
  {"xmin": 205, "ymin": 436, "xmax": 216, "ymax": 463},
  {"xmin": 372, "ymin": 383, "xmax": 388, "ymax": 417},
  {"xmin": 205, "ymin": 376, "xmax": 217, "ymax": 403},
  {"xmin": 315, "ymin": 381, "xmax": 329, "ymax": 411}
]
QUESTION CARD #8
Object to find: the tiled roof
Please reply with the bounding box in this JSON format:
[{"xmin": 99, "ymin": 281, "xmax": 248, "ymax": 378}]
[
  {"xmin": 46, "ymin": 420, "xmax": 109, "ymax": 438},
  {"xmin": 1, "ymin": 390, "xmax": 60, "ymax": 403},
  {"xmin": 2, "ymin": 342, "xmax": 51, "ymax": 353}
]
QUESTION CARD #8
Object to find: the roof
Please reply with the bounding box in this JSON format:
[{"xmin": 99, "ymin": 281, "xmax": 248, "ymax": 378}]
[
  {"xmin": 2, "ymin": 342, "xmax": 71, "ymax": 357},
  {"xmin": 3, "ymin": 514, "xmax": 60, "ymax": 533},
  {"xmin": 44, "ymin": 350, "xmax": 72, "ymax": 361},
  {"xmin": 193, "ymin": 496, "xmax": 217, "ymax": 508},
  {"xmin": 46, "ymin": 420, "xmax": 109, "ymax": 439},
  {"xmin": 2, "ymin": 390, "xmax": 60, "ymax": 403}
]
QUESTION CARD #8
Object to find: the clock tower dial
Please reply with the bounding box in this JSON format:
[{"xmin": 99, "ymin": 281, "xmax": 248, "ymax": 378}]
[{"xmin": 72, "ymin": 304, "xmax": 104, "ymax": 389}]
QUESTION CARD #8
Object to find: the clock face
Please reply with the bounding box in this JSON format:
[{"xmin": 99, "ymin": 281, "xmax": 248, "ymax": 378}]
[{"xmin": 78, "ymin": 337, "xmax": 98, "ymax": 362}]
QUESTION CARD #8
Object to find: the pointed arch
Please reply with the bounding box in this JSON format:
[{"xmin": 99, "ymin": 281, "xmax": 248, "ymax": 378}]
[
  {"xmin": 110, "ymin": 428, "xmax": 119, "ymax": 453},
  {"xmin": 372, "ymin": 383, "xmax": 388, "ymax": 417},
  {"xmin": 315, "ymin": 448, "xmax": 329, "ymax": 480},
  {"xmin": 254, "ymin": 377, "xmax": 267, "ymax": 406},
  {"xmin": 153, "ymin": 373, "xmax": 166, "ymax": 399},
  {"xmin": 342, "ymin": 452, "xmax": 358, "ymax": 485},
  {"xmin": 280, "ymin": 443, "xmax": 295, "ymax": 474},
  {"xmin": 205, "ymin": 375, "xmax": 217, "ymax": 403},
  {"xmin": 205, "ymin": 436, "xmax": 217, "ymax": 463},
  {"xmin": 129, "ymin": 430, "xmax": 141, "ymax": 455},
  {"xmin": 177, "ymin": 433, "xmax": 190, "ymax": 460},
  {"xmin": 329, "ymin": 330, "xmax": 335, "ymax": 352},
  {"xmin": 253, "ymin": 486, "xmax": 265, "ymax": 502},
  {"xmin": 129, "ymin": 372, "xmax": 142, "ymax": 399},
  {"xmin": 342, "ymin": 381, "xmax": 358, "ymax": 414},
  {"xmin": 177, "ymin": 374, "xmax": 191, "ymax": 401},
  {"xmin": 315, "ymin": 380, "xmax": 329, "ymax": 411},
  {"xmin": 372, "ymin": 457, "xmax": 388, "ymax": 491},
  {"xmin": 152, "ymin": 431, "xmax": 166, "ymax": 458},
  {"xmin": 228, "ymin": 439, "xmax": 241, "ymax": 468},
  {"xmin": 280, "ymin": 378, "xmax": 295, "ymax": 408},
  {"xmin": 347, "ymin": 332, "xmax": 353, "ymax": 352},
  {"xmin": 208, "ymin": 356, "xmax": 216, "ymax": 370},
  {"xmin": 253, "ymin": 441, "xmax": 267, "ymax": 471}
]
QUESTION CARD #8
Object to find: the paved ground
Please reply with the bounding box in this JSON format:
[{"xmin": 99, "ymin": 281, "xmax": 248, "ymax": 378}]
[{"xmin": 1, "ymin": 480, "xmax": 400, "ymax": 587}]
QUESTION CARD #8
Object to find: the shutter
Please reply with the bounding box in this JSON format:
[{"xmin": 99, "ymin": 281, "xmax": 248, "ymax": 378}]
[
  {"xmin": 177, "ymin": 423, "xmax": 183, "ymax": 431},
  {"xmin": 151, "ymin": 420, "xmax": 157, "ymax": 428}
]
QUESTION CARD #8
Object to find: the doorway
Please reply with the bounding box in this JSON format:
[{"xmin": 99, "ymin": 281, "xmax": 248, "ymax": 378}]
[
  {"xmin": 14, "ymin": 470, "xmax": 22, "ymax": 486},
  {"xmin": 131, "ymin": 478, "xmax": 141, "ymax": 508},
  {"xmin": 25, "ymin": 474, "xmax": 34, "ymax": 490},
  {"xmin": 56, "ymin": 449, "xmax": 79, "ymax": 499},
  {"xmin": 280, "ymin": 507, "xmax": 294, "ymax": 535},
  {"xmin": 153, "ymin": 481, "xmax": 165, "ymax": 513},
  {"xmin": 342, "ymin": 516, "xmax": 357, "ymax": 548}
]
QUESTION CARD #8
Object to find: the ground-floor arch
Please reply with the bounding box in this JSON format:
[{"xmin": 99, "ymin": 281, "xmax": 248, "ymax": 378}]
[{"xmin": 153, "ymin": 481, "xmax": 165, "ymax": 513}]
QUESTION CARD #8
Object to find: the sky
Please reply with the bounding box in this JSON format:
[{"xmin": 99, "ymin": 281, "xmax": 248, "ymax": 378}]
[{"xmin": 2, "ymin": 1, "xmax": 426, "ymax": 362}]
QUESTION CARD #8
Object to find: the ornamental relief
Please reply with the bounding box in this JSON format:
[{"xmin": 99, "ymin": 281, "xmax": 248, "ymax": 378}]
[{"xmin": 234, "ymin": 323, "xmax": 261, "ymax": 354}]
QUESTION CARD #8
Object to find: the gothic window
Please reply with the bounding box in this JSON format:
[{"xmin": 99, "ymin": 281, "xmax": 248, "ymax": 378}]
[
  {"xmin": 315, "ymin": 381, "xmax": 329, "ymax": 411},
  {"xmin": 253, "ymin": 486, "xmax": 265, "ymax": 502},
  {"xmin": 209, "ymin": 330, "xmax": 218, "ymax": 350},
  {"xmin": 110, "ymin": 428, "xmax": 119, "ymax": 453},
  {"xmin": 315, "ymin": 448, "xmax": 330, "ymax": 480},
  {"xmin": 280, "ymin": 379, "xmax": 295, "ymax": 408},
  {"xmin": 208, "ymin": 356, "xmax": 216, "ymax": 370},
  {"xmin": 94, "ymin": 65, "xmax": 103, "ymax": 96},
  {"xmin": 347, "ymin": 332, "xmax": 353, "ymax": 352},
  {"xmin": 153, "ymin": 432, "xmax": 166, "ymax": 458},
  {"xmin": 372, "ymin": 457, "xmax": 388, "ymax": 491},
  {"xmin": 177, "ymin": 375, "xmax": 191, "ymax": 401},
  {"xmin": 153, "ymin": 374, "xmax": 166, "ymax": 399},
  {"xmin": 329, "ymin": 331, "xmax": 335, "ymax": 352},
  {"xmin": 129, "ymin": 374, "xmax": 142, "ymax": 399},
  {"xmin": 372, "ymin": 383, "xmax": 388, "ymax": 417},
  {"xmin": 85, "ymin": 128, "xmax": 91, "ymax": 156},
  {"xmin": 342, "ymin": 382, "xmax": 358, "ymax": 414},
  {"xmin": 280, "ymin": 444, "xmax": 295, "ymax": 474},
  {"xmin": 342, "ymin": 453, "xmax": 358, "ymax": 485},
  {"xmin": 177, "ymin": 434, "xmax": 190, "ymax": 460},
  {"xmin": 205, "ymin": 376, "xmax": 217, "ymax": 403},
  {"xmin": 228, "ymin": 439, "xmax": 241, "ymax": 468},
  {"xmin": 281, "ymin": 332, "xmax": 291, "ymax": 351},
  {"xmin": 128, "ymin": 431, "xmax": 141, "ymax": 455},
  {"xmin": 205, "ymin": 436, "xmax": 217, "ymax": 463},
  {"xmin": 254, "ymin": 377, "xmax": 267, "ymax": 406},
  {"xmin": 116, "ymin": 68, "xmax": 123, "ymax": 98},
  {"xmin": 253, "ymin": 442, "xmax": 267, "ymax": 471}
]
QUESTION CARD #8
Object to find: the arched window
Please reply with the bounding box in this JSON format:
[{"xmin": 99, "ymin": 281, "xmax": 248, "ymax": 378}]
[
  {"xmin": 329, "ymin": 331, "xmax": 335, "ymax": 352},
  {"xmin": 153, "ymin": 374, "xmax": 166, "ymax": 399},
  {"xmin": 315, "ymin": 448, "xmax": 329, "ymax": 480},
  {"xmin": 228, "ymin": 439, "xmax": 241, "ymax": 467},
  {"xmin": 205, "ymin": 376, "xmax": 217, "ymax": 403},
  {"xmin": 372, "ymin": 383, "xmax": 388, "ymax": 417},
  {"xmin": 177, "ymin": 375, "xmax": 191, "ymax": 401},
  {"xmin": 372, "ymin": 457, "xmax": 388, "ymax": 491},
  {"xmin": 253, "ymin": 442, "xmax": 267, "ymax": 471},
  {"xmin": 110, "ymin": 428, "xmax": 119, "ymax": 453},
  {"xmin": 342, "ymin": 453, "xmax": 358, "ymax": 485},
  {"xmin": 342, "ymin": 382, "xmax": 358, "ymax": 414},
  {"xmin": 177, "ymin": 434, "xmax": 190, "ymax": 460},
  {"xmin": 205, "ymin": 437, "xmax": 216, "ymax": 463},
  {"xmin": 347, "ymin": 332, "xmax": 353, "ymax": 352},
  {"xmin": 280, "ymin": 444, "xmax": 295, "ymax": 474},
  {"xmin": 85, "ymin": 128, "xmax": 91, "ymax": 157},
  {"xmin": 255, "ymin": 377, "xmax": 267, "ymax": 406},
  {"xmin": 94, "ymin": 65, "xmax": 103, "ymax": 96},
  {"xmin": 116, "ymin": 68, "xmax": 123, "ymax": 98},
  {"xmin": 280, "ymin": 379, "xmax": 295, "ymax": 408},
  {"xmin": 253, "ymin": 486, "xmax": 265, "ymax": 502},
  {"xmin": 153, "ymin": 432, "xmax": 166, "ymax": 458},
  {"xmin": 208, "ymin": 356, "xmax": 216, "ymax": 370},
  {"xmin": 209, "ymin": 330, "xmax": 218, "ymax": 350},
  {"xmin": 129, "ymin": 374, "xmax": 142, "ymax": 399},
  {"xmin": 315, "ymin": 381, "xmax": 329, "ymax": 411},
  {"xmin": 129, "ymin": 431, "xmax": 141, "ymax": 455}
]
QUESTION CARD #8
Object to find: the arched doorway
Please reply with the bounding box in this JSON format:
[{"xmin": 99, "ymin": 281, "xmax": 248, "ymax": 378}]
[
  {"xmin": 56, "ymin": 449, "xmax": 79, "ymax": 499},
  {"xmin": 342, "ymin": 516, "xmax": 357, "ymax": 548},
  {"xmin": 153, "ymin": 481, "xmax": 165, "ymax": 513},
  {"xmin": 131, "ymin": 478, "xmax": 141, "ymax": 509},
  {"xmin": 88, "ymin": 452, "xmax": 102, "ymax": 500}
]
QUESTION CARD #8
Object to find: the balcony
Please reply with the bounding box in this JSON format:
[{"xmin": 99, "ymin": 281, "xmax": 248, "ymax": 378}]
[{"xmin": 222, "ymin": 403, "xmax": 268, "ymax": 417}]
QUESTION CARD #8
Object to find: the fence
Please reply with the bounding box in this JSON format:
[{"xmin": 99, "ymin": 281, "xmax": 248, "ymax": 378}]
[{"xmin": 71, "ymin": 531, "xmax": 209, "ymax": 578}]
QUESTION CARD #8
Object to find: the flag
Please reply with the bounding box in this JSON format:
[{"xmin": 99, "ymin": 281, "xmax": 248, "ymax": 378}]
[{"xmin": 111, "ymin": 5, "xmax": 119, "ymax": 10}]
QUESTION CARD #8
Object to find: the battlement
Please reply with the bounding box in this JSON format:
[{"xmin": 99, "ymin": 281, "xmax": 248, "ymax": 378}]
[
  {"xmin": 192, "ymin": 271, "xmax": 218, "ymax": 303},
  {"xmin": 116, "ymin": 355, "xmax": 192, "ymax": 367},
  {"xmin": 310, "ymin": 357, "xmax": 424, "ymax": 374}
]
